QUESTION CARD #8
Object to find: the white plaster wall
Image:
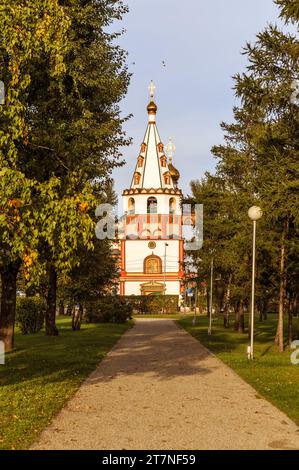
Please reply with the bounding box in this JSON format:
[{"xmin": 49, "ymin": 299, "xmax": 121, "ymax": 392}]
[
  {"xmin": 124, "ymin": 280, "xmax": 180, "ymax": 296},
  {"xmin": 125, "ymin": 239, "xmax": 179, "ymax": 273}
]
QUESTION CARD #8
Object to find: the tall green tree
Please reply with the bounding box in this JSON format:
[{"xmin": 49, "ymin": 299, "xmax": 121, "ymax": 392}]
[
  {"xmin": 22, "ymin": 0, "xmax": 131, "ymax": 336},
  {"xmin": 233, "ymin": 25, "xmax": 298, "ymax": 351},
  {"xmin": 0, "ymin": 0, "xmax": 131, "ymax": 348},
  {"xmin": 190, "ymin": 0, "xmax": 298, "ymax": 350},
  {"xmin": 0, "ymin": 0, "xmax": 70, "ymax": 351},
  {"xmin": 60, "ymin": 238, "xmax": 119, "ymax": 305},
  {"xmin": 276, "ymin": 0, "xmax": 299, "ymax": 22}
]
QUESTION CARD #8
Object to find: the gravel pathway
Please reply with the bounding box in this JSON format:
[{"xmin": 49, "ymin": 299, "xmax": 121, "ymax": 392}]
[{"xmin": 32, "ymin": 319, "xmax": 299, "ymax": 450}]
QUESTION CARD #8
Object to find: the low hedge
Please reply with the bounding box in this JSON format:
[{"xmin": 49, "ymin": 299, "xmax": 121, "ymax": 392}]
[
  {"xmin": 82, "ymin": 295, "xmax": 179, "ymax": 323},
  {"xmin": 85, "ymin": 296, "xmax": 133, "ymax": 324},
  {"xmin": 16, "ymin": 296, "xmax": 46, "ymax": 334},
  {"xmin": 123, "ymin": 295, "xmax": 179, "ymax": 315}
]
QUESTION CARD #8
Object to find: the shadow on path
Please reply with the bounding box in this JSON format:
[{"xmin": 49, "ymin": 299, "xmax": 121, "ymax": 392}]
[{"xmin": 87, "ymin": 319, "xmax": 215, "ymax": 384}]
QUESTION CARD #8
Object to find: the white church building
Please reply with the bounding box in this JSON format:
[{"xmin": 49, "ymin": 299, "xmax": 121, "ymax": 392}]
[{"xmin": 117, "ymin": 82, "xmax": 184, "ymax": 296}]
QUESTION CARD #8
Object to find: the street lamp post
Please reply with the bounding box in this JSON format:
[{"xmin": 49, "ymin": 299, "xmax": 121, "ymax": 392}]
[
  {"xmin": 163, "ymin": 243, "xmax": 169, "ymax": 312},
  {"xmin": 192, "ymin": 286, "xmax": 198, "ymax": 325},
  {"xmin": 164, "ymin": 242, "xmax": 169, "ymax": 294},
  {"xmin": 208, "ymin": 257, "xmax": 214, "ymax": 335},
  {"xmin": 248, "ymin": 206, "xmax": 263, "ymax": 360}
]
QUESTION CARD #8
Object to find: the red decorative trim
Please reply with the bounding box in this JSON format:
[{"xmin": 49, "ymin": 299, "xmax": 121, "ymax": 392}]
[
  {"xmin": 120, "ymin": 240, "xmax": 126, "ymax": 273},
  {"xmin": 121, "ymin": 273, "xmax": 180, "ymax": 280},
  {"xmin": 179, "ymin": 240, "xmax": 184, "ymax": 274}
]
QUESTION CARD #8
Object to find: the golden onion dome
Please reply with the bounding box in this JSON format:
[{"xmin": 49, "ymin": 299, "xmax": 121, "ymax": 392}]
[
  {"xmin": 147, "ymin": 100, "xmax": 158, "ymax": 114},
  {"xmin": 168, "ymin": 162, "xmax": 180, "ymax": 183}
]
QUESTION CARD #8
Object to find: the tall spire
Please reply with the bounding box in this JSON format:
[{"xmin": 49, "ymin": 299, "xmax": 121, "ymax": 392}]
[{"xmin": 129, "ymin": 82, "xmax": 180, "ymax": 190}]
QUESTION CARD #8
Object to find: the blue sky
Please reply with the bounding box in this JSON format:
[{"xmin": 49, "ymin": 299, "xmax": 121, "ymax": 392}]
[{"xmin": 112, "ymin": 0, "xmax": 285, "ymax": 202}]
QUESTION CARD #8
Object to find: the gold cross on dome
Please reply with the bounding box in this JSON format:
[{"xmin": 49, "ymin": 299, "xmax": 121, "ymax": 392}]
[{"xmin": 148, "ymin": 80, "xmax": 156, "ymax": 100}]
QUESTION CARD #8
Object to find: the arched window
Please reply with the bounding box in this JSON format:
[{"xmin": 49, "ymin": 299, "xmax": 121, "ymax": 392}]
[
  {"xmin": 147, "ymin": 197, "xmax": 157, "ymax": 214},
  {"xmin": 137, "ymin": 156, "xmax": 144, "ymax": 168},
  {"xmin": 144, "ymin": 255, "xmax": 162, "ymax": 274},
  {"xmin": 169, "ymin": 197, "xmax": 176, "ymax": 215},
  {"xmin": 141, "ymin": 143, "xmax": 147, "ymax": 153},
  {"xmin": 128, "ymin": 197, "xmax": 135, "ymax": 215}
]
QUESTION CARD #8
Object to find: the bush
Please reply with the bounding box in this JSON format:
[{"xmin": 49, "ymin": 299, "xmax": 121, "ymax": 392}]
[
  {"xmin": 85, "ymin": 296, "xmax": 133, "ymax": 324},
  {"xmin": 16, "ymin": 297, "xmax": 46, "ymax": 334}
]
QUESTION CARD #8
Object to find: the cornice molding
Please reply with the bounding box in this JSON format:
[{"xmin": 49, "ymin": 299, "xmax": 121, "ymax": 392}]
[{"xmin": 122, "ymin": 187, "xmax": 183, "ymax": 196}]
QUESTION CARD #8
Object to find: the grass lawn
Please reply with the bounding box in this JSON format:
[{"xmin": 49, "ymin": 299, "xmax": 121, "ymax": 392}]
[
  {"xmin": 0, "ymin": 316, "xmax": 132, "ymax": 450},
  {"xmin": 178, "ymin": 314, "xmax": 299, "ymax": 426}
]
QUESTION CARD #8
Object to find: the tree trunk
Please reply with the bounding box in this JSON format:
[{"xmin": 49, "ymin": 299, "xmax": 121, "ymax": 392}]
[
  {"xmin": 223, "ymin": 274, "xmax": 232, "ymax": 328},
  {"xmin": 206, "ymin": 289, "xmax": 209, "ymax": 318},
  {"xmin": 287, "ymin": 294, "xmax": 295, "ymax": 346},
  {"xmin": 0, "ymin": 264, "xmax": 19, "ymax": 352},
  {"xmin": 234, "ymin": 300, "xmax": 245, "ymax": 333},
  {"xmin": 66, "ymin": 304, "xmax": 73, "ymax": 316},
  {"xmin": 72, "ymin": 303, "xmax": 83, "ymax": 331},
  {"xmin": 275, "ymin": 220, "xmax": 287, "ymax": 352},
  {"xmin": 293, "ymin": 293, "xmax": 299, "ymax": 340},
  {"xmin": 287, "ymin": 304, "xmax": 293, "ymax": 346},
  {"xmin": 45, "ymin": 265, "xmax": 58, "ymax": 336},
  {"xmin": 58, "ymin": 300, "xmax": 65, "ymax": 316},
  {"xmin": 258, "ymin": 299, "xmax": 268, "ymax": 322},
  {"xmin": 262, "ymin": 298, "xmax": 268, "ymax": 321},
  {"xmin": 258, "ymin": 305, "xmax": 263, "ymax": 322}
]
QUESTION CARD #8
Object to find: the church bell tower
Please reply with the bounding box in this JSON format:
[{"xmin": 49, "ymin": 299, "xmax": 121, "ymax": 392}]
[{"xmin": 118, "ymin": 82, "xmax": 184, "ymax": 296}]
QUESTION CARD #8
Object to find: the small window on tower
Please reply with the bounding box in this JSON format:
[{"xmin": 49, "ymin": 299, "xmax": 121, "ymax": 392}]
[
  {"xmin": 134, "ymin": 172, "xmax": 141, "ymax": 185},
  {"xmin": 160, "ymin": 156, "xmax": 167, "ymax": 168},
  {"xmin": 137, "ymin": 156, "xmax": 144, "ymax": 168},
  {"xmin": 141, "ymin": 143, "xmax": 147, "ymax": 153},
  {"xmin": 157, "ymin": 143, "xmax": 164, "ymax": 153},
  {"xmin": 164, "ymin": 173, "xmax": 171, "ymax": 185}
]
